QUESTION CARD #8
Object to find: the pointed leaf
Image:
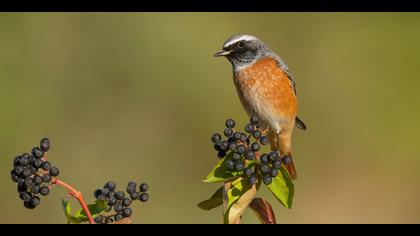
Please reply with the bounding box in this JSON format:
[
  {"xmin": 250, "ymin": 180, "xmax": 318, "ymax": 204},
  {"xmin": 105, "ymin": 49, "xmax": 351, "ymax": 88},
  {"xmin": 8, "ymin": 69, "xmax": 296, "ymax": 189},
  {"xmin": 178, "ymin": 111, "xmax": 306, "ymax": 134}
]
[
  {"xmin": 266, "ymin": 166, "xmax": 294, "ymax": 209},
  {"xmin": 197, "ymin": 187, "xmax": 223, "ymax": 210},
  {"xmin": 249, "ymin": 198, "xmax": 276, "ymax": 224},
  {"xmin": 203, "ymin": 153, "xmax": 241, "ymax": 183},
  {"xmin": 61, "ymin": 198, "xmax": 82, "ymax": 224},
  {"xmin": 74, "ymin": 200, "xmax": 107, "ymax": 221}
]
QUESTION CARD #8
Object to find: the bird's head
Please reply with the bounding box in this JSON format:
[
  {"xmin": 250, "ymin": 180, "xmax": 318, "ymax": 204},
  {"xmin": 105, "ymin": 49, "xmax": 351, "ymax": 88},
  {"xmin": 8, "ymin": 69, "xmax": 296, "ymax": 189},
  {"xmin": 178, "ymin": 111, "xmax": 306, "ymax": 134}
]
[{"xmin": 214, "ymin": 34, "xmax": 270, "ymax": 70}]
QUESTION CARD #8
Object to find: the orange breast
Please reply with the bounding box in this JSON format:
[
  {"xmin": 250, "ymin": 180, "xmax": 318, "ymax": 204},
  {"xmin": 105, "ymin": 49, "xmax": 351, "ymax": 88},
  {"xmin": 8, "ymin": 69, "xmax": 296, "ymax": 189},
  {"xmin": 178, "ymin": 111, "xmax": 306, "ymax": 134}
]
[{"xmin": 234, "ymin": 57, "xmax": 298, "ymax": 123}]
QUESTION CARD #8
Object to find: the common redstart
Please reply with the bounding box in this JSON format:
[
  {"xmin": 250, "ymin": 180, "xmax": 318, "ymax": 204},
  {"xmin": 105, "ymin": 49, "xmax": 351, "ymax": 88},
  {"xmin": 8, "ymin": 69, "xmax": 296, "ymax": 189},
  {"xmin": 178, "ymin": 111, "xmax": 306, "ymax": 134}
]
[{"xmin": 214, "ymin": 34, "xmax": 306, "ymax": 180}]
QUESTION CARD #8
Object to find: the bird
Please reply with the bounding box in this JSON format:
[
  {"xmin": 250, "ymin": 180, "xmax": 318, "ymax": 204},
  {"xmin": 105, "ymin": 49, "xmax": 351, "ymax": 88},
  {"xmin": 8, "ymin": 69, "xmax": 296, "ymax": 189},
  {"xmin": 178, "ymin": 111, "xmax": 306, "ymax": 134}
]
[{"xmin": 214, "ymin": 34, "xmax": 306, "ymax": 180}]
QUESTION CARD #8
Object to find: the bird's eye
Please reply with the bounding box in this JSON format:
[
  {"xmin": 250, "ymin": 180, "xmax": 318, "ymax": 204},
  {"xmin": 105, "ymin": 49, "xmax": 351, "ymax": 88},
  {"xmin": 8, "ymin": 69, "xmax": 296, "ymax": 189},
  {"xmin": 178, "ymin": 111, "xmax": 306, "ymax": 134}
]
[{"xmin": 237, "ymin": 41, "xmax": 245, "ymax": 48}]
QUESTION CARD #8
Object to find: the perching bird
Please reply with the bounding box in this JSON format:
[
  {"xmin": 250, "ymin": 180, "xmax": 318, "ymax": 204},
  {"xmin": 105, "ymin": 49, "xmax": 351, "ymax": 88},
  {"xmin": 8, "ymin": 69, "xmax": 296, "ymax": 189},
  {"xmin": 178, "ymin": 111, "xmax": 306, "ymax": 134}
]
[{"xmin": 214, "ymin": 34, "xmax": 306, "ymax": 180}]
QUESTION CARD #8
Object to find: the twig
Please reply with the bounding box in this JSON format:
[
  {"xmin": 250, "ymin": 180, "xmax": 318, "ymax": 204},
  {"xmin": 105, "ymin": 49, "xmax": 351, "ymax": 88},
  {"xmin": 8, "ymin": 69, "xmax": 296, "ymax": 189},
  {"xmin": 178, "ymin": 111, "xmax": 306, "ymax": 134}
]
[{"xmin": 51, "ymin": 178, "xmax": 94, "ymax": 224}]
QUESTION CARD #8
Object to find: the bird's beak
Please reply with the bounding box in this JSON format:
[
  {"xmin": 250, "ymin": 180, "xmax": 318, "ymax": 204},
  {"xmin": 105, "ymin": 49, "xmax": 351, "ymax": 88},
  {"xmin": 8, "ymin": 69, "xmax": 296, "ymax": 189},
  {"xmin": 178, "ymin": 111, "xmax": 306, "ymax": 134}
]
[{"xmin": 213, "ymin": 50, "xmax": 233, "ymax": 57}]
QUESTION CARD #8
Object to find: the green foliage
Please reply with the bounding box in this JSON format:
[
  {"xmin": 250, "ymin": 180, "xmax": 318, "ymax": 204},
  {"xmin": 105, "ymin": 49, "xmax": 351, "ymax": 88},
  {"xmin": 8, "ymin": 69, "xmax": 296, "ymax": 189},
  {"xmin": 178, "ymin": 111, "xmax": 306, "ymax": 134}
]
[
  {"xmin": 61, "ymin": 199, "xmax": 107, "ymax": 224},
  {"xmin": 203, "ymin": 153, "xmax": 242, "ymax": 183},
  {"xmin": 266, "ymin": 167, "xmax": 294, "ymax": 209},
  {"xmin": 197, "ymin": 187, "xmax": 223, "ymax": 211}
]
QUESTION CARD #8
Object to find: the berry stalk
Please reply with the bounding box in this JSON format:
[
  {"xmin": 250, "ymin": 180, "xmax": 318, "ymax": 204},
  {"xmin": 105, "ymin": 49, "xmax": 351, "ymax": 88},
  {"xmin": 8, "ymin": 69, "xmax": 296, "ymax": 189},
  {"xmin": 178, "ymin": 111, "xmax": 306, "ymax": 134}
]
[{"xmin": 52, "ymin": 178, "xmax": 94, "ymax": 224}]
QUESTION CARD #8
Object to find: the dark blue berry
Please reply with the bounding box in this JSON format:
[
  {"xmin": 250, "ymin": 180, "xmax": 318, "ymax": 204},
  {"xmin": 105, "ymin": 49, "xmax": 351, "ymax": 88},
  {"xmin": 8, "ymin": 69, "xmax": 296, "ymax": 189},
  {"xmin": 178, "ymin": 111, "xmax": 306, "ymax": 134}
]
[
  {"xmin": 41, "ymin": 161, "xmax": 51, "ymax": 171},
  {"xmin": 33, "ymin": 159, "xmax": 42, "ymax": 169},
  {"xmin": 283, "ymin": 156, "xmax": 292, "ymax": 164},
  {"xmin": 235, "ymin": 163, "xmax": 244, "ymax": 171},
  {"xmin": 260, "ymin": 154, "xmax": 269, "ymax": 163},
  {"xmin": 31, "ymin": 185, "xmax": 40, "ymax": 194},
  {"xmin": 19, "ymin": 156, "xmax": 30, "ymax": 166},
  {"xmin": 217, "ymin": 151, "xmax": 226, "ymax": 158},
  {"xmin": 232, "ymin": 153, "xmax": 241, "ymax": 161},
  {"xmin": 220, "ymin": 141, "xmax": 229, "ymax": 151},
  {"xmin": 260, "ymin": 136, "xmax": 269, "ymax": 145},
  {"xmin": 226, "ymin": 160, "xmax": 235, "ymax": 170},
  {"xmin": 250, "ymin": 115, "xmax": 259, "ymax": 125},
  {"xmin": 130, "ymin": 192, "xmax": 139, "ymax": 200},
  {"xmin": 248, "ymin": 174, "xmax": 257, "ymax": 185},
  {"xmin": 123, "ymin": 207, "xmax": 132, "ymax": 217},
  {"xmin": 114, "ymin": 214, "xmax": 123, "ymax": 221},
  {"xmin": 42, "ymin": 174, "xmax": 51, "ymax": 183},
  {"xmin": 139, "ymin": 193, "xmax": 149, "ymax": 202},
  {"xmin": 225, "ymin": 119, "xmax": 236, "ymax": 128},
  {"xmin": 251, "ymin": 142, "xmax": 260, "ymax": 152},
  {"xmin": 228, "ymin": 142, "xmax": 237, "ymax": 151},
  {"xmin": 40, "ymin": 138, "xmax": 50, "ymax": 152},
  {"xmin": 94, "ymin": 216, "xmax": 104, "ymax": 224},
  {"xmin": 244, "ymin": 167, "xmax": 253, "ymax": 177},
  {"xmin": 224, "ymin": 128, "xmax": 233, "ymax": 137},
  {"xmin": 14, "ymin": 166, "xmax": 24, "ymax": 176},
  {"xmin": 273, "ymin": 160, "xmax": 282, "ymax": 169},
  {"xmin": 40, "ymin": 186, "xmax": 50, "ymax": 196},
  {"xmin": 245, "ymin": 124, "xmax": 254, "ymax": 133},
  {"xmin": 140, "ymin": 183, "xmax": 148, "ymax": 192},
  {"xmin": 115, "ymin": 191, "xmax": 125, "ymax": 200},
  {"xmin": 236, "ymin": 145, "xmax": 246, "ymax": 154},
  {"xmin": 49, "ymin": 167, "xmax": 59, "ymax": 177},
  {"xmin": 233, "ymin": 132, "xmax": 242, "ymax": 140},
  {"xmin": 263, "ymin": 175, "xmax": 273, "ymax": 185},
  {"xmin": 260, "ymin": 164, "xmax": 270, "ymax": 173},
  {"xmin": 105, "ymin": 181, "xmax": 116, "ymax": 191},
  {"xmin": 211, "ymin": 133, "xmax": 221, "ymax": 143},
  {"xmin": 108, "ymin": 196, "xmax": 117, "ymax": 205},
  {"xmin": 30, "ymin": 196, "xmax": 41, "ymax": 207},
  {"xmin": 269, "ymin": 152, "xmax": 279, "ymax": 161},
  {"xmin": 122, "ymin": 198, "xmax": 131, "ymax": 207},
  {"xmin": 252, "ymin": 130, "xmax": 262, "ymax": 139},
  {"xmin": 245, "ymin": 151, "xmax": 255, "ymax": 160},
  {"xmin": 33, "ymin": 175, "xmax": 42, "ymax": 185},
  {"xmin": 269, "ymin": 168, "xmax": 279, "ymax": 177},
  {"xmin": 32, "ymin": 147, "xmax": 44, "ymax": 159}
]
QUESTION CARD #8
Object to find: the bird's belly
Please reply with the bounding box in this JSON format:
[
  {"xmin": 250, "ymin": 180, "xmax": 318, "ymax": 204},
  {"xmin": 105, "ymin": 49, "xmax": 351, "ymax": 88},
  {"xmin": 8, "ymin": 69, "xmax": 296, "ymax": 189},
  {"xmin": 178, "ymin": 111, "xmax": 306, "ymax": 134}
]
[{"xmin": 233, "ymin": 58, "xmax": 298, "ymax": 133}]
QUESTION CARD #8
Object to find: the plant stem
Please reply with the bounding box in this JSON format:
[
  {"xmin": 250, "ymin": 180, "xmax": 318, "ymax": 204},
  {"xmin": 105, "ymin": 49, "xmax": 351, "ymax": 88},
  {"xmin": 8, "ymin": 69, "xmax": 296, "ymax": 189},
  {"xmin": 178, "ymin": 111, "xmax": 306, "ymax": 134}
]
[{"xmin": 52, "ymin": 178, "xmax": 94, "ymax": 224}]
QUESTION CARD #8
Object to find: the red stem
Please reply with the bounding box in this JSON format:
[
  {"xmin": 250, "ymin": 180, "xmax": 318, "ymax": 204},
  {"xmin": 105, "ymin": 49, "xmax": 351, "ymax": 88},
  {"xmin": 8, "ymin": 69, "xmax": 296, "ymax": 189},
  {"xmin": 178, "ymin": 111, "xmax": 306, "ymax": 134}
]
[{"xmin": 52, "ymin": 178, "xmax": 94, "ymax": 224}]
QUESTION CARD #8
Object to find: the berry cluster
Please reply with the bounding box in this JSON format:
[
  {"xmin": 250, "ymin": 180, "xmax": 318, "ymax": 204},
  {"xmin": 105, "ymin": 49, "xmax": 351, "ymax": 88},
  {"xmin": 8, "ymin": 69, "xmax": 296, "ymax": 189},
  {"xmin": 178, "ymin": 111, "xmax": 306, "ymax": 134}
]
[
  {"xmin": 211, "ymin": 116, "xmax": 290, "ymax": 186},
  {"xmin": 93, "ymin": 181, "xmax": 149, "ymax": 224},
  {"xmin": 10, "ymin": 138, "xmax": 60, "ymax": 209}
]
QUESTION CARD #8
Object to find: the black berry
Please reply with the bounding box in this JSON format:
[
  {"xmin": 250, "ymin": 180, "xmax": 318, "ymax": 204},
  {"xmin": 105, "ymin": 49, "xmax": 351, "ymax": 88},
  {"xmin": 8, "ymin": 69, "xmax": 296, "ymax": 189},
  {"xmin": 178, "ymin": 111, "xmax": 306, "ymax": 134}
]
[
  {"xmin": 20, "ymin": 192, "xmax": 32, "ymax": 202},
  {"xmin": 211, "ymin": 133, "xmax": 221, "ymax": 143},
  {"xmin": 115, "ymin": 191, "xmax": 125, "ymax": 200},
  {"xmin": 269, "ymin": 152, "xmax": 278, "ymax": 161},
  {"xmin": 40, "ymin": 186, "xmax": 50, "ymax": 196},
  {"xmin": 251, "ymin": 142, "xmax": 260, "ymax": 152},
  {"xmin": 42, "ymin": 174, "xmax": 51, "ymax": 183},
  {"xmin": 30, "ymin": 196, "xmax": 41, "ymax": 207},
  {"xmin": 22, "ymin": 169, "xmax": 32, "ymax": 178},
  {"xmin": 260, "ymin": 164, "xmax": 270, "ymax": 173},
  {"xmin": 108, "ymin": 197, "xmax": 117, "ymax": 206},
  {"xmin": 232, "ymin": 153, "xmax": 241, "ymax": 161},
  {"xmin": 40, "ymin": 138, "xmax": 50, "ymax": 152},
  {"xmin": 41, "ymin": 161, "xmax": 51, "ymax": 171},
  {"xmin": 139, "ymin": 183, "xmax": 149, "ymax": 192},
  {"xmin": 32, "ymin": 147, "xmax": 44, "ymax": 159},
  {"xmin": 226, "ymin": 160, "xmax": 235, "ymax": 170},
  {"xmin": 248, "ymin": 174, "xmax": 257, "ymax": 185},
  {"xmin": 114, "ymin": 203, "xmax": 123, "ymax": 212},
  {"xmin": 105, "ymin": 181, "xmax": 116, "ymax": 191},
  {"xmin": 269, "ymin": 169, "xmax": 279, "ymax": 177},
  {"xmin": 250, "ymin": 115, "xmax": 259, "ymax": 125},
  {"xmin": 31, "ymin": 185, "xmax": 40, "ymax": 194},
  {"xmin": 127, "ymin": 185, "xmax": 136, "ymax": 194},
  {"xmin": 236, "ymin": 145, "xmax": 246, "ymax": 154},
  {"xmin": 244, "ymin": 167, "xmax": 253, "ymax": 177},
  {"xmin": 235, "ymin": 163, "xmax": 244, "ymax": 171},
  {"xmin": 263, "ymin": 175, "xmax": 273, "ymax": 185},
  {"xmin": 217, "ymin": 151, "xmax": 226, "ymax": 158},
  {"xmin": 252, "ymin": 130, "xmax": 262, "ymax": 139},
  {"xmin": 260, "ymin": 136, "xmax": 269, "ymax": 145},
  {"xmin": 33, "ymin": 159, "xmax": 42, "ymax": 168},
  {"xmin": 130, "ymin": 192, "xmax": 139, "ymax": 200},
  {"xmin": 122, "ymin": 198, "xmax": 131, "ymax": 207},
  {"xmin": 233, "ymin": 132, "xmax": 242, "ymax": 140},
  {"xmin": 225, "ymin": 119, "xmax": 236, "ymax": 129},
  {"xmin": 49, "ymin": 167, "xmax": 59, "ymax": 177},
  {"xmin": 224, "ymin": 128, "xmax": 233, "ymax": 137},
  {"xmin": 273, "ymin": 160, "xmax": 282, "ymax": 169},
  {"xmin": 139, "ymin": 193, "xmax": 149, "ymax": 202},
  {"xmin": 123, "ymin": 207, "xmax": 132, "ymax": 217},
  {"xmin": 283, "ymin": 156, "xmax": 292, "ymax": 164},
  {"xmin": 114, "ymin": 214, "xmax": 123, "ymax": 221},
  {"xmin": 245, "ymin": 124, "xmax": 254, "ymax": 133},
  {"xmin": 94, "ymin": 216, "xmax": 104, "ymax": 224},
  {"xmin": 245, "ymin": 151, "xmax": 255, "ymax": 160},
  {"xmin": 260, "ymin": 154, "xmax": 269, "ymax": 163}
]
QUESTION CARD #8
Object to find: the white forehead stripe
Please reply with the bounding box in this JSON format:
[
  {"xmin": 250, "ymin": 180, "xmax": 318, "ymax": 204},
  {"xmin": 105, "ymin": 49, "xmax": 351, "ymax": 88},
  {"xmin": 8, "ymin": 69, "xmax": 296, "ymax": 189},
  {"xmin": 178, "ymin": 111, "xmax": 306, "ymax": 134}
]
[{"xmin": 223, "ymin": 35, "xmax": 258, "ymax": 48}]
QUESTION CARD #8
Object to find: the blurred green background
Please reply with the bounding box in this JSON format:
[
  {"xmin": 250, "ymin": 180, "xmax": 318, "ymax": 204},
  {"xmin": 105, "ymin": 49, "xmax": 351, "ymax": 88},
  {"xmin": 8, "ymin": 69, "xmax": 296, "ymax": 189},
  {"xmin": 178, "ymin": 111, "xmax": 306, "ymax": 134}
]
[{"xmin": 1, "ymin": 13, "xmax": 420, "ymax": 224}]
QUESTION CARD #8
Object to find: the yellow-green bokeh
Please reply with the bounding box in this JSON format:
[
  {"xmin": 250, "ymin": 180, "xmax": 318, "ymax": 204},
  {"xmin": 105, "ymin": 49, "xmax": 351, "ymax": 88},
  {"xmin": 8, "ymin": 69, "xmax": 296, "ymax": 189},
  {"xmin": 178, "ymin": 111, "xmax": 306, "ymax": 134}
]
[{"xmin": 1, "ymin": 13, "xmax": 419, "ymax": 223}]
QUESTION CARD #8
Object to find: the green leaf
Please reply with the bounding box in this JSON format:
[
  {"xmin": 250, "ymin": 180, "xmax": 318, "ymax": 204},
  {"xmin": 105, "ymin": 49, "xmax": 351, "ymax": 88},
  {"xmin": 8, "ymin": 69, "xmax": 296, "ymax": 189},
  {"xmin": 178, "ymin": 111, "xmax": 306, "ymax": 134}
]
[
  {"xmin": 61, "ymin": 199, "xmax": 82, "ymax": 224},
  {"xmin": 266, "ymin": 166, "xmax": 294, "ymax": 209},
  {"xmin": 197, "ymin": 187, "xmax": 223, "ymax": 211},
  {"xmin": 203, "ymin": 153, "xmax": 241, "ymax": 183},
  {"xmin": 223, "ymin": 177, "xmax": 257, "ymax": 224},
  {"xmin": 74, "ymin": 200, "xmax": 108, "ymax": 221}
]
